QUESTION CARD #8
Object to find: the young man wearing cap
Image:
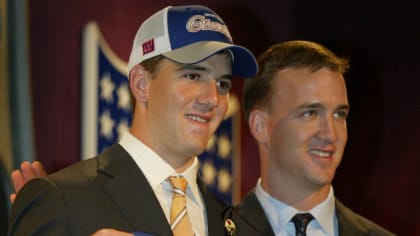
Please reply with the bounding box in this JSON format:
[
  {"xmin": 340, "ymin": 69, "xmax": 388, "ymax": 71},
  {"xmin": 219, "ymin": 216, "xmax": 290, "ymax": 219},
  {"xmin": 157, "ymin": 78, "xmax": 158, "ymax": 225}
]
[{"xmin": 8, "ymin": 5, "xmax": 257, "ymax": 236}]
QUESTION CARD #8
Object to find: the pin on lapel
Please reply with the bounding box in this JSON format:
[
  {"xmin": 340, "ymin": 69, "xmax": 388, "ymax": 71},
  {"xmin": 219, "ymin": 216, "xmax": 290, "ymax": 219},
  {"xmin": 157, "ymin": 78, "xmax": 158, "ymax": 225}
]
[{"xmin": 224, "ymin": 219, "xmax": 236, "ymax": 236}]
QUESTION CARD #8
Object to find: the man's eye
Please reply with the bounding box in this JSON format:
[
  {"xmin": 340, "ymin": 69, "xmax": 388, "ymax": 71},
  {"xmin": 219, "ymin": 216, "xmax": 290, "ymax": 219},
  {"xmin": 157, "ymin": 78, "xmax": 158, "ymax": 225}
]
[
  {"xmin": 303, "ymin": 110, "xmax": 317, "ymax": 118},
  {"xmin": 184, "ymin": 73, "xmax": 200, "ymax": 80},
  {"xmin": 216, "ymin": 79, "xmax": 232, "ymax": 95},
  {"xmin": 334, "ymin": 110, "xmax": 348, "ymax": 119}
]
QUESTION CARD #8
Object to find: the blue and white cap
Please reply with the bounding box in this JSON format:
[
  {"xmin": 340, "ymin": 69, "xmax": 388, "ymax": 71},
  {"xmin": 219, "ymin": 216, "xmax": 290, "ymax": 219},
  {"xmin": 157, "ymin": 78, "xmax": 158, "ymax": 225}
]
[{"xmin": 128, "ymin": 5, "xmax": 258, "ymax": 78}]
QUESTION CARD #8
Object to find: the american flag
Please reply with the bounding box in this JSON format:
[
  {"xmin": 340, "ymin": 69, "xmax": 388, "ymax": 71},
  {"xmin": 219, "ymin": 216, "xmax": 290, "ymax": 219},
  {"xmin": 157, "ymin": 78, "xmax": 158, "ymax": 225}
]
[{"xmin": 81, "ymin": 22, "xmax": 240, "ymax": 204}]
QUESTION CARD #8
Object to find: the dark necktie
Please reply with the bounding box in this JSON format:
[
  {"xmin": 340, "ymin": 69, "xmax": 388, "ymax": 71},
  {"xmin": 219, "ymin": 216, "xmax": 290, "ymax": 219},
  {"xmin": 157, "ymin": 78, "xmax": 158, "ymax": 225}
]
[{"xmin": 291, "ymin": 213, "xmax": 314, "ymax": 236}]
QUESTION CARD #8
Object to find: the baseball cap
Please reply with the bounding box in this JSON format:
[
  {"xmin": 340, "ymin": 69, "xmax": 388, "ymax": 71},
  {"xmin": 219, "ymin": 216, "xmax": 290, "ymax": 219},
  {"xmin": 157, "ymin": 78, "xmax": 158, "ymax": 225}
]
[{"xmin": 127, "ymin": 5, "xmax": 258, "ymax": 78}]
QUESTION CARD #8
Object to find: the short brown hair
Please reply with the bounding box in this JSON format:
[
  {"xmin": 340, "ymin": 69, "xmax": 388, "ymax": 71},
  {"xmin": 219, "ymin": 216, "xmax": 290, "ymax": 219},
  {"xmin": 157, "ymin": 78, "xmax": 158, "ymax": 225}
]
[
  {"xmin": 130, "ymin": 55, "xmax": 166, "ymax": 111},
  {"xmin": 243, "ymin": 40, "xmax": 349, "ymax": 121}
]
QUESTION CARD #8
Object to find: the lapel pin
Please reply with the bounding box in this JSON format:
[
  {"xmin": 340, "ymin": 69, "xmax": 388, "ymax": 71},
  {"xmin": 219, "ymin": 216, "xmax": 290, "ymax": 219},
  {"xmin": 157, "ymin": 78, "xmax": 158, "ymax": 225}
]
[{"xmin": 224, "ymin": 218, "xmax": 236, "ymax": 236}]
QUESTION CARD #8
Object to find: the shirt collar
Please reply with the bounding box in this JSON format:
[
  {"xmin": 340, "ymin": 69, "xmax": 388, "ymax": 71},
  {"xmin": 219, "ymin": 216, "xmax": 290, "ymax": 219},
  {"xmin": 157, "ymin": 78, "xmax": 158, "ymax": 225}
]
[
  {"xmin": 255, "ymin": 178, "xmax": 296, "ymax": 231},
  {"xmin": 255, "ymin": 178, "xmax": 336, "ymax": 235},
  {"xmin": 310, "ymin": 186, "xmax": 336, "ymax": 236},
  {"xmin": 119, "ymin": 132, "xmax": 199, "ymax": 194}
]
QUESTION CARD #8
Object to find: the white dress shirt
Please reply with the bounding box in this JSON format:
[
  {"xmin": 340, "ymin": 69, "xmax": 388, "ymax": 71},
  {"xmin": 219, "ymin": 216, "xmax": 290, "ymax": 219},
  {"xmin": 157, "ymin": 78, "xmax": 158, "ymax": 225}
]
[
  {"xmin": 119, "ymin": 132, "xmax": 207, "ymax": 236},
  {"xmin": 255, "ymin": 178, "xmax": 339, "ymax": 236}
]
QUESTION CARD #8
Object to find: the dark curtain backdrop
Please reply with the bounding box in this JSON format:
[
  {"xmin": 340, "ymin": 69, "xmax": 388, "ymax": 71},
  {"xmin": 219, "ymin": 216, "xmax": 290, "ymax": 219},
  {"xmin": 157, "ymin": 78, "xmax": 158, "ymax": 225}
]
[{"xmin": 28, "ymin": 0, "xmax": 417, "ymax": 235}]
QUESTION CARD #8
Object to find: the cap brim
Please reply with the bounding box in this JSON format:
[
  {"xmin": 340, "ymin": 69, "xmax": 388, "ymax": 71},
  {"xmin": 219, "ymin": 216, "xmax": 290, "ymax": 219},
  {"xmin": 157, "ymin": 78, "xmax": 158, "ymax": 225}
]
[{"xmin": 163, "ymin": 41, "xmax": 257, "ymax": 78}]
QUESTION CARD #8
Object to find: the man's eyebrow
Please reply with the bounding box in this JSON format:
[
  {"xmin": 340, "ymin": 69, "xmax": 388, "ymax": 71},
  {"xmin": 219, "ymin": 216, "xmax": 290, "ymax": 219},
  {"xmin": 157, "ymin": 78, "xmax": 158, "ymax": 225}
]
[
  {"xmin": 296, "ymin": 102, "xmax": 324, "ymax": 110},
  {"xmin": 176, "ymin": 64, "xmax": 233, "ymax": 80},
  {"xmin": 295, "ymin": 103, "xmax": 350, "ymax": 111},
  {"xmin": 176, "ymin": 64, "xmax": 207, "ymax": 72},
  {"xmin": 336, "ymin": 104, "xmax": 350, "ymax": 112}
]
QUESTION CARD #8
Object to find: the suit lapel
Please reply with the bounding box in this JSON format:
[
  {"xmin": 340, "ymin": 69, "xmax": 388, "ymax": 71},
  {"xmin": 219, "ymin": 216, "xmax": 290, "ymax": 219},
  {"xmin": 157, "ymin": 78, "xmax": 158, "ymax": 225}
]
[
  {"xmin": 236, "ymin": 189, "xmax": 275, "ymax": 236},
  {"xmin": 197, "ymin": 177, "xmax": 229, "ymax": 236},
  {"xmin": 99, "ymin": 144, "xmax": 172, "ymax": 235},
  {"xmin": 97, "ymin": 145, "xmax": 230, "ymax": 235},
  {"xmin": 336, "ymin": 199, "xmax": 368, "ymax": 236}
]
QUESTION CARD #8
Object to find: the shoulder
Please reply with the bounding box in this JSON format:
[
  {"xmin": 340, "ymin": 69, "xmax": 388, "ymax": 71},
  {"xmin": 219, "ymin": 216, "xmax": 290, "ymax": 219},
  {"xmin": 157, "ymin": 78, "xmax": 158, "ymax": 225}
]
[
  {"xmin": 196, "ymin": 178, "xmax": 231, "ymax": 236},
  {"xmin": 18, "ymin": 144, "xmax": 132, "ymax": 197},
  {"xmin": 236, "ymin": 189, "xmax": 261, "ymax": 211},
  {"xmin": 8, "ymin": 144, "xmax": 138, "ymax": 235},
  {"xmin": 8, "ymin": 175, "xmax": 70, "ymax": 235},
  {"xmin": 11, "ymin": 155, "xmax": 102, "ymax": 208},
  {"xmin": 48, "ymin": 144, "xmax": 129, "ymax": 185},
  {"xmin": 226, "ymin": 189, "xmax": 274, "ymax": 236},
  {"xmin": 49, "ymin": 157, "xmax": 99, "ymax": 181},
  {"xmin": 236, "ymin": 189, "xmax": 269, "ymax": 224},
  {"xmin": 223, "ymin": 206, "xmax": 265, "ymax": 236},
  {"xmin": 336, "ymin": 199, "xmax": 396, "ymax": 236}
]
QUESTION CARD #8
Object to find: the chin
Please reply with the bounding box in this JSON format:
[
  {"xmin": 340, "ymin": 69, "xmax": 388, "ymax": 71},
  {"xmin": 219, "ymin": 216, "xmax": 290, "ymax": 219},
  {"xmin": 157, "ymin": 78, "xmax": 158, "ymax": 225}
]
[
  {"xmin": 308, "ymin": 170, "xmax": 335, "ymax": 185},
  {"xmin": 187, "ymin": 143, "xmax": 207, "ymax": 156},
  {"xmin": 315, "ymin": 175, "xmax": 335, "ymax": 186}
]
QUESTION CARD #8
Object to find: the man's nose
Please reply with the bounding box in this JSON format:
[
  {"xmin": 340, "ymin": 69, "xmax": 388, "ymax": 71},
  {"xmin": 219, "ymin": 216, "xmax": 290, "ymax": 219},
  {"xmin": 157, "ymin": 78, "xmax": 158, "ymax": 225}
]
[
  {"xmin": 319, "ymin": 115, "xmax": 337, "ymax": 141},
  {"xmin": 196, "ymin": 80, "xmax": 220, "ymax": 109}
]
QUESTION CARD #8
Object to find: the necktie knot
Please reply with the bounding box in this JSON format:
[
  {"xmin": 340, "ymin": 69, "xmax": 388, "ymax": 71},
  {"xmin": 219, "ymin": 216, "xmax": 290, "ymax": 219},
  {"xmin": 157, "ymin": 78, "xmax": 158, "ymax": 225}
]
[
  {"xmin": 291, "ymin": 213, "xmax": 314, "ymax": 236},
  {"xmin": 169, "ymin": 176, "xmax": 188, "ymax": 193}
]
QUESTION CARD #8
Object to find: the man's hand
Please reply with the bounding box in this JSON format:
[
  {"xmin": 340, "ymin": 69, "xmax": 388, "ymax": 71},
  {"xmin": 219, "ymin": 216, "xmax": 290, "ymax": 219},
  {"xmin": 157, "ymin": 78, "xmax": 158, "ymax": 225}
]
[
  {"xmin": 10, "ymin": 161, "xmax": 47, "ymax": 203},
  {"xmin": 91, "ymin": 229, "xmax": 135, "ymax": 236}
]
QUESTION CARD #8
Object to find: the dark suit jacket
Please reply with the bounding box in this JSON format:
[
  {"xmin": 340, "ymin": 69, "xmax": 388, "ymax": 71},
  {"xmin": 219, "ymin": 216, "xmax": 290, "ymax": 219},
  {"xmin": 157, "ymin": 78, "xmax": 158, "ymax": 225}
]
[
  {"xmin": 8, "ymin": 144, "xmax": 229, "ymax": 236},
  {"xmin": 229, "ymin": 189, "xmax": 395, "ymax": 236}
]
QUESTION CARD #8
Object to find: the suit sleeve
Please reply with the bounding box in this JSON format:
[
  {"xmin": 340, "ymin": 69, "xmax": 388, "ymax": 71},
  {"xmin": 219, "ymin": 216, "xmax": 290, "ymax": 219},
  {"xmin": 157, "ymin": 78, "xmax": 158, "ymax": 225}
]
[{"xmin": 8, "ymin": 177, "xmax": 70, "ymax": 236}]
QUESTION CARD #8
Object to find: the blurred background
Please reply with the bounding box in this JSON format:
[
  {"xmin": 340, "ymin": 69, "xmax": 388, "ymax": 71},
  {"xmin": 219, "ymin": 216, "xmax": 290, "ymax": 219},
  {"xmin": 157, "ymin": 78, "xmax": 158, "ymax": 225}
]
[{"xmin": 0, "ymin": 0, "xmax": 417, "ymax": 235}]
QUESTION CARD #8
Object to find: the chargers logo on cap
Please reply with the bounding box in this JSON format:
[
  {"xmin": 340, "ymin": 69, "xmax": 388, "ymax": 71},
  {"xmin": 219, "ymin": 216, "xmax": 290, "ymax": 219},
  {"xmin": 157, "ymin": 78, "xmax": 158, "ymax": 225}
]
[{"xmin": 186, "ymin": 15, "xmax": 232, "ymax": 41}]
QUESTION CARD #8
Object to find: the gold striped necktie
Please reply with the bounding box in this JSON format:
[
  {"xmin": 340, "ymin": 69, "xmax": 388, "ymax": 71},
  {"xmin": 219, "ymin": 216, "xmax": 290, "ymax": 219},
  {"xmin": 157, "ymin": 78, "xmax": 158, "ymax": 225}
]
[{"xmin": 168, "ymin": 176, "xmax": 194, "ymax": 236}]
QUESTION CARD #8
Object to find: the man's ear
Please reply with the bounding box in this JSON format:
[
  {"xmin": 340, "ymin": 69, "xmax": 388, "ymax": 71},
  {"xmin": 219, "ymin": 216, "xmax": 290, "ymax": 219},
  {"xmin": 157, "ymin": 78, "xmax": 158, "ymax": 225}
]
[
  {"xmin": 129, "ymin": 64, "xmax": 149, "ymax": 102},
  {"xmin": 248, "ymin": 109, "xmax": 269, "ymax": 144}
]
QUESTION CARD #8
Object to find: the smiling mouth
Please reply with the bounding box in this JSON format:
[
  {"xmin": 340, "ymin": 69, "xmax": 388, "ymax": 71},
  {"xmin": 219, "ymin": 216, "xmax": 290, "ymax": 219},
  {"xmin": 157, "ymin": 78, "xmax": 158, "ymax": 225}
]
[
  {"xmin": 185, "ymin": 115, "xmax": 209, "ymax": 123},
  {"xmin": 308, "ymin": 149, "xmax": 333, "ymax": 158}
]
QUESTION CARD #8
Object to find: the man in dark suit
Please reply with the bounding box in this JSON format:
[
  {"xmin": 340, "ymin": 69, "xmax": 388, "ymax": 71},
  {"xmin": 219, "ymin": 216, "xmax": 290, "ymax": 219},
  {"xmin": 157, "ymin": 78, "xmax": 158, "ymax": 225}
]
[
  {"xmin": 7, "ymin": 5, "xmax": 257, "ymax": 236},
  {"xmin": 229, "ymin": 40, "xmax": 395, "ymax": 236}
]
